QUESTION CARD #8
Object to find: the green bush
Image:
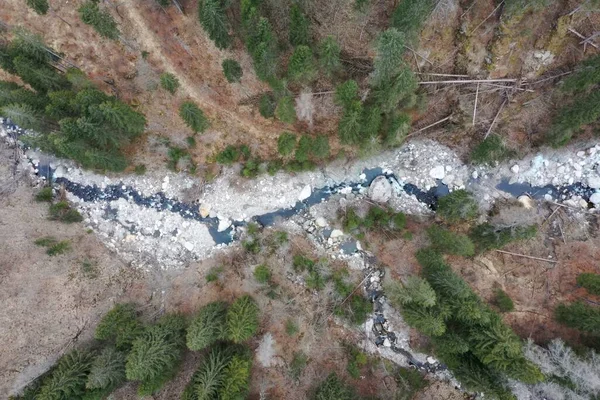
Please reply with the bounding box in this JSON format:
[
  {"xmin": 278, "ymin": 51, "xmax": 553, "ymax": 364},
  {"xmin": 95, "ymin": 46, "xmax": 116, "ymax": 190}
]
[
  {"xmin": 241, "ymin": 158, "xmax": 261, "ymax": 178},
  {"xmin": 46, "ymin": 240, "xmax": 71, "ymax": 256},
  {"xmin": 134, "ymin": 164, "xmax": 146, "ymax": 175},
  {"xmin": 206, "ymin": 266, "xmax": 223, "ymax": 283},
  {"xmin": 226, "ymin": 295, "xmax": 259, "ymax": 343},
  {"xmin": 547, "ymin": 90, "xmax": 600, "ymax": 147},
  {"xmin": 288, "ymin": 45, "xmax": 316, "ymax": 83},
  {"xmin": 290, "ymin": 351, "xmax": 308, "ymax": 380},
  {"xmin": 561, "ymin": 55, "xmax": 600, "ymax": 93},
  {"xmin": 436, "ymin": 190, "xmax": 478, "ymax": 222},
  {"xmin": 427, "ymin": 225, "xmax": 475, "ymax": 257},
  {"xmin": 293, "ymin": 254, "xmax": 315, "ymax": 273},
  {"xmin": 276, "ymin": 96, "xmax": 297, "ymax": 124},
  {"xmin": 179, "ymin": 101, "xmax": 209, "ymax": 133},
  {"xmin": 342, "ymin": 208, "xmax": 361, "ymax": 232},
  {"xmin": 35, "ymin": 187, "xmax": 53, "ymax": 202},
  {"xmin": 555, "ymin": 301, "xmax": 600, "ymax": 333},
  {"xmin": 79, "ymin": 1, "xmax": 119, "ymax": 40},
  {"xmin": 306, "ymin": 270, "xmax": 326, "ymax": 291},
  {"xmin": 382, "ymin": 112, "xmax": 411, "ymax": 147},
  {"xmin": 253, "ymin": 264, "xmax": 271, "ymax": 283},
  {"xmin": 318, "ymin": 36, "xmax": 341, "ymax": 77},
  {"xmin": 285, "ymin": 319, "xmax": 299, "ymax": 336},
  {"xmin": 48, "ymin": 201, "xmax": 82, "ymax": 223},
  {"xmin": 95, "ymin": 303, "xmax": 143, "ymax": 350},
  {"xmin": 313, "ymin": 373, "xmax": 355, "ymax": 400},
  {"xmin": 216, "ymin": 145, "xmax": 241, "ymax": 164},
  {"xmin": 222, "ymin": 59, "xmax": 243, "ymax": 83},
  {"xmin": 278, "ymin": 132, "xmax": 297, "ymax": 156},
  {"xmin": 371, "ymin": 29, "xmax": 407, "ymax": 88},
  {"xmin": 198, "ymin": 0, "xmax": 231, "ymax": 49},
  {"xmin": 259, "ymin": 93, "xmax": 276, "ymax": 118},
  {"xmin": 346, "ymin": 346, "xmax": 368, "ymax": 379},
  {"xmin": 86, "ymin": 347, "xmax": 126, "ymax": 391},
  {"xmin": 160, "ymin": 72, "xmax": 180, "ymax": 94},
  {"xmin": 577, "ymin": 273, "xmax": 600, "ymax": 296},
  {"xmin": 335, "ymin": 80, "xmax": 359, "ymax": 109},
  {"xmin": 125, "ymin": 315, "xmax": 187, "ymax": 395},
  {"xmin": 395, "ymin": 367, "xmax": 428, "ymax": 399},
  {"xmin": 187, "ymin": 302, "xmax": 228, "ymax": 351},
  {"xmin": 335, "ymin": 294, "xmax": 371, "ymax": 325},
  {"xmin": 494, "ymin": 288, "xmax": 514, "ymax": 312},
  {"xmin": 26, "ymin": 0, "xmax": 49, "ymax": 15},
  {"xmin": 469, "ymin": 223, "xmax": 537, "ymax": 253},
  {"xmin": 470, "ymin": 135, "xmax": 516, "ymax": 165},
  {"xmin": 289, "ymin": 4, "xmax": 310, "ymax": 46}
]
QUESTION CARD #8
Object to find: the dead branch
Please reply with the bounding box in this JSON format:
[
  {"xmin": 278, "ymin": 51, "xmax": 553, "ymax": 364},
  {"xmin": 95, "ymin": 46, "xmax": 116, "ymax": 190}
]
[
  {"xmin": 419, "ymin": 78, "xmax": 517, "ymax": 85},
  {"xmin": 406, "ymin": 115, "xmax": 451, "ymax": 138},
  {"xmin": 484, "ymin": 98, "xmax": 507, "ymax": 139},
  {"xmin": 473, "ymin": 83, "xmax": 479, "ymax": 126},
  {"xmin": 568, "ymin": 28, "xmax": 599, "ymax": 49},
  {"xmin": 469, "ymin": 1, "xmax": 504, "ymax": 35},
  {"xmin": 415, "ymin": 72, "xmax": 470, "ymax": 77},
  {"xmin": 530, "ymin": 70, "xmax": 573, "ymax": 85},
  {"xmin": 495, "ymin": 249, "xmax": 558, "ymax": 264},
  {"xmin": 171, "ymin": 0, "xmax": 185, "ymax": 14}
]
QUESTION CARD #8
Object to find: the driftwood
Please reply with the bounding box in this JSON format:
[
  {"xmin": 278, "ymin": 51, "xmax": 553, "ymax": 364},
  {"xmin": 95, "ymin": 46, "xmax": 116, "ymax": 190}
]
[
  {"xmin": 484, "ymin": 98, "xmax": 507, "ymax": 139},
  {"xmin": 406, "ymin": 115, "xmax": 452, "ymax": 138},
  {"xmin": 495, "ymin": 249, "xmax": 558, "ymax": 264},
  {"xmin": 419, "ymin": 78, "xmax": 517, "ymax": 85}
]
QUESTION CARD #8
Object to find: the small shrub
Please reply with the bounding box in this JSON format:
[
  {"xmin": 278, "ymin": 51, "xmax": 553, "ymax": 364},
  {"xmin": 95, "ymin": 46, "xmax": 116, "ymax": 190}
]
[
  {"xmin": 222, "ymin": 59, "xmax": 243, "ymax": 83},
  {"xmin": 160, "ymin": 72, "xmax": 180, "ymax": 94},
  {"xmin": 48, "ymin": 201, "xmax": 83, "ymax": 223},
  {"xmin": 134, "ymin": 164, "xmax": 146, "ymax": 175},
  {"xmin": 259, "ymin": 93, "xmax": 276, "ymax": 118},
  {"xmin": 311, "ymin": 135, "xmax": 330, "ymax": 159},
  {"xmin": 95, "ymin": 303, "xmax": 143, "ymax": 350},
  {"xmin": 577, "ymin": 273, "xmax": 600, "ymax": 296},
  {"xmin": 494, "ymin": 288, "xmax": 514, "ymax": 312},
  {"xmin": 276, "ymin": 96, "xmax": 297, "ymax": 124},
  {"xmin": 81, "ymin": 259, "xmax": 98, "ymax": 279},
  {"xmin": 78, "ymin": 1, "xmax": 119, "ymax": 40},
  {"xmin": 288, "ymin": 46, "xmax": 316, "ymax": 83},
  {"xmin": 285, "ymin": 319, "xmax": 299, "ymax": 336},
  {"xmin": 295, "ymin": 135, "xmax": 312, "ymax": 162},
  {"xmin": 216, "ymin": 145, "xmax": 240, "ymax": 164},
  {"xmin": 555, "ymin": 301, "xmax": 600, "ymax": 333},
  {"xmin": 242, "ymin": 238, "xmax": 261, "ymax": 254},
  {"xmin": 35, "ymin": 187, "xmax": 53, "ymax": 202},
  {"xmin": 342, "ymin": 208, "xmax": 361, "ymax": 232},
  {"xmin": 35, "ymin": 236, "xmax": 57, "ymax": 247},
  {"xmin": 469, "ymin": 223, "xmax": 537, "ymax": 253},
  {"xmin": 427, "ymin": 225, "xmax": 475, "ymax": 257},
  {"xmin": 293, "ymin": 254, "xmax": 315, "ymax": 273},
  {"xmin": 226, "ymin": 295, "xmax": 260, "ymax": 343},
  {"xmin": 306, "ymin": 270, "xmax": 326, "ymax": 291},
  {"xmin": 253, "ymin": 264, "xmax": 271, "ymax": 283},
  {"xmin": 470, "ymin": 135, "xmax": 516, "ymax": 165},
  {"xmin": 206, "ymin": 266, "xmax": 223, "ymax": 283},
  {"xmin": 395, "ymin": 367, "xmax": 428, "ymax": 398},
  {"xmin": 392, "ymin": 212, "xmax": 407, "ymax": 230},
  {"xmin": 45, "ymin": 240, "xmax": 71, "ymax": 256},
  {"xmin": 436, "ymin": 190, "xmax": 478, "ymax": 222},
  {"xmin": 278, "ymin": 132, "xmax": 297, "ymax": 156},
  {"xmin": 335, "ymin": 294, "xmax": 371, "ymax": 325},
  {"xmin": 167, "ymin": 146, "xmax": 189, "ymax": 171},
  {"xmin": 346, "ymin": 346, "xmax": 368, "ymax": 379},
  {"xmin": 289, "ymin": 351, "xmax": 308, "ymax": 381},
  {"xmin": 179, "ymin": 101, "xmax": 209, "ymax": 133},
  {"xmin": 332, "ymin": 268, "xmax": 353, "ymax": 298},
  {"xmin": 26, "ymin": 0, "xmax": 49, "ymax": 15},
  {"xmin": 313, "ymin": 373, "xmax": 355, "ymax": 400},
  {"xmin": 267, "ymin": 160, "xmax": 283, "ymax": 175}
]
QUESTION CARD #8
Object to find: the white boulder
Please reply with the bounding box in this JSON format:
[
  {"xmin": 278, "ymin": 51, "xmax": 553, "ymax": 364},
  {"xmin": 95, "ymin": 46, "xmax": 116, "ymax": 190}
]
[
  {"xmin": 298, "ymin": 185, "xmax": 312, "ymax": 201},
  {"xmin": 368, "ymin": 176, "xmax": 392, "ymax": 203},
  {"xmin": 588, "ymin": 176, "xmax": 600, "ymax": 189},
  {"xmin": 429, "ymin": 166, "xmax": 445, "ymax": 180},
  {"xmin": 590, "ymin": 193, "xmax": 600, "ymax": 205}
]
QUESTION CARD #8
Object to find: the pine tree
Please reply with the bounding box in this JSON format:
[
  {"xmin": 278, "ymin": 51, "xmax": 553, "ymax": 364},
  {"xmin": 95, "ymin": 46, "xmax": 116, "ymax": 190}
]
[
  {"xmin": 198, "ymin": 0, "xmax": 231, "ymax": 50},
  {"xmin": 381, "ymin": 112, "xmax": 411, "ymax": 147},
  {"xmin": 313, "ymin": 373, "xmax": 355, "ymax": 400},
  {"xmin": 386, "ymin": 276, "xmax": 437, "ymax": 308},
  {"xmin": 0, "ymin": 103, "xmax": 43, "ymax": 130},
  {"xmin": 160, "ymin": 72, "xmax": 180, "ymax": 94},
  {"xmin": 95, "ymin": 303, "xmax": 143, "ymax": 350},
  {"xmin": 86, "ymin": 347, "xmax": 126, "ymax": 391},
  {"xmin": 186, "ymin": 302, "xmax": 228, "ymax": 351},
  {"xmin": 338, "ymin": 100, "xmax": 363, "ymax": 145},
  {"xmin": 246, "ymin": 17, "xmax": 278, "ymax": 81},
  {"xmin": 79, "ymin": 1, "xmax": 120, "ymax": 40},
  {"xmin": 360, "ymin": 106, "xmax": 382, "ymax": 140},
  {"xmin": 374, "ymin": 65, "xmax": 417, "ymax": 113},
  {"xmin": 288, "ymin": 45, "xmax": 316, "ymax": 83},
  {"xmin": 391, "ymin": 0, "xmax": 435, "ymax": 40},
  {"xmin": 219, "ymin": 354, "xmax": 252, "ymax": 400},
  {"xmin": 289, "ymin": 4, "xmax": 309, "ymax": 46},
  {"xmin": 179, "ymin": 101, "xmax": 210, "ymax": 133},
  {"xmin": 577, "ymin": 273, "xmax": 600, "ymax": 295},
  {"xmin": 26, "ymin": 0, "xmax": 49, "ymax": 15},
  {"xmin": 222, "ymin": 59, "xmax": 243, "ymax": 83},
  {"xmin": 334, "ymin": 80, "xmax": 359, "ymax": 109},
  {"xmin": 190, "ymin": 346, "xmax": 232, "ymax": 400},
  {"xmin": 555, "ymin": 301, "xmax": 600, "ymax": 332},
  {"xmin": 311, "ymin": 135, "xmax": 330, "ymax": 159},
  {"xmin": 226, "ymin": 295, "xmax": 259, "ymax": 343},
  {"xmin": 562, "ymin": 54, "xmax": 600, "ymax": 93},
  {"xmin": 401, "ymin": 303, "xmax": 447, "ymax": 336},
  {"xmin": 318, "ymin": 36, "xmax": 341, "ymax": 77},
  {"xmin": 38, "ymin": 350, "xmax": 94, "ymax": 400}
]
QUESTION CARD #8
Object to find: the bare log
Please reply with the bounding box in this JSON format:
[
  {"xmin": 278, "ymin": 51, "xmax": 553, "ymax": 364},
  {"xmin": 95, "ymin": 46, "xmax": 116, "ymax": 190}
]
[
  {"xmin": 406, "ymin": 115, "xmax": 452, "ymax": 138},
  {"xmin": 495, "ymin": 249, "xmax": 558, "ymax": 264},
  {"xmin": 484, "ymin": 98, "xmax": 507, "ymax": 139},
  {"xmin": 419, "ymin": 78, "xmax": 517, "ymax": 85}
]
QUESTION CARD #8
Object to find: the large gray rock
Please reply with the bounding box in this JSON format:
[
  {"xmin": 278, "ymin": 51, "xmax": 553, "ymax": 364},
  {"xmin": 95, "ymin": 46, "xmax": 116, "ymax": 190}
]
[
  {"xmin": 368, "ymin": 176, "xmax": 392, "ymax": 203},
  {"xmin": 590, "ymin": 192, "xmax": 600, "ymax": 205},
  {"xmin": 587, "ymin": 176, "xmax": 600, "ymax": 189}
]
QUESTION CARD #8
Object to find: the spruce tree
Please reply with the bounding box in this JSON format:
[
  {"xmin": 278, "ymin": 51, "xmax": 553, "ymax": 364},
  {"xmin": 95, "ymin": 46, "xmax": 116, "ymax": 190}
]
[
  {"xmin": 275, "ymin": 96, "xmax": 296, "ymax": 124},
  {"xmin": 95, "ymin": 303, "xmax": 143, "ymax": 350},
  {"xmin": 179, "ymin": 101, "xmax": 210, "ymax": 133},
  {"xmin": 160, "ymin": 72, "xmax": 180, "ymax": 94},
  {"xmin": 277, "ymin": 132, "xmax": 297, "ymax": 156},
  {"xmin": 186, "ymin": 302, "xmax": 228, "ymax": 351},
  {"xmin": 86, "ymin": 347, "xmax": 126, "ymax": 391},
  {"xmin": 288, "ymin": 45, "xmax": 316, "ymax": 83},
  {"xmin": 371, "ymin": 29, "xmax": 407, "ymax": 88},
  {"xmin": 226, "ymin": 295, "xmax": 259, "ymax": 343},
  {"xmin": 289, "ymin": 4, "xmax": 309, "ymax": 46},
  {"xmin": 219, "ymin": 354, "xmax": 252, "ymax": 400},
  {"xmin": 427, "ymin": 225, "xmax": 475, "ymax": 257},
  {"xmin": 318, "ymin": 36, "xmax": 341, "ymax": 77},
  {"xmin": 37, "ymin": 350, "xmax": 94, "ymax": 400},
  {"xmin": 436, "ymin": 190, "xmax": 479, "ymax": 222},
  {"xmin": 334, "ymin": 80, "xmax": 359, "ymax": 109},
  {"xmin": 79, "ymin": 1, "xmax": 120, "ymax": 40},
  {"xmin": 198, "ymin": 0, "xmax": 231, "ymax": 50},
  {"xmin": 338, "ymin": 101, "xmax": 363, "ymax": 145},
  {"xmin": 222, "ymin": 59, "xmax": 243, "ymax": 83},
  {"xmin": 577, "ymin": 273, "xmax": 600, "ymax": 295},
  {"xmin": 0, "ymin": 103, "xmax": 43, "ymax": 130},
  {"xmin": 391, "ymin": 0, "xmax": 435, "ymax": 39}
]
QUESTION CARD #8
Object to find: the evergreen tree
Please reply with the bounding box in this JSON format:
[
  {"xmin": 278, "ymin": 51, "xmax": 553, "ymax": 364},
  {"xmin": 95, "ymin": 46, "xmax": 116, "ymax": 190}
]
[
  {"xmin": 289, "ymin": 4, "xmax": 310, "ymax": 46},
  {"xmin": 295, "ymin": 135, "xmax": 312, "ymax": 162},
  {"xmin": 246, "ymin": 17, "xmax": 278, "ymax": 81},
  {"xmin": 338, "ymin": 100, "xmax": 363, "ymax": 145},
  {"xmin": 160, "ymin": 72, "xmax": 180, "ymax": 94},
  {"xmin": 226, "ymin": 295, "xmax": 259, "ymax": 343},
  {"xmin": 436, "ymin": 190, "xmax": 479, "ymax": 222},
  {"xmin": 79, "ymin": 1, "xmax": 120, "ymax": 40},
  {"xmin": 311, "ymin": 135, "xmax": 330, "ymax": 159},
  {"xmin": 258, "ymin": 93, "xmax": 276, "ymax": 118},
  {"xmin": 86, "ymin": 347, "xmax": 126, "ymax": 391},
  {"xmin": 577, "ymin": 273, "xmax": 600, "ymax": 296},
  {"xmin": 188, "ymin": 346, "xmax": 232, "ymax": 400},
  {"xmin": 387, "ymin": 276, "xmax": 437, "ymax": 308},
  {"xmin": 277, "ymin": 132, "xmax": 297, "ymax": 156},
  {"xmin": 26, "ymin": 0, "xmax": 49, "ymax": 15},
  {"xmin": 275, "ymin": 96, "xmax": 296, "ymax": 124},
  {"xmin": 391, "ymin": 0, "xmax": 435, "ymax": 40},
  {"xmin": 313, "ymin": 373, "xmax": 355, "ymax": 400},
  {"xmin": 562, "ymin": 55, "xmax": 600, "ymax": 93},
  {"xmin": 288, "ymin": 45, "xmax": 316, "ymax": 83},
  {"xmin": 186, "ymin": 302, "xmax": 228, "ymax": 351},
  {"xmin": 547, "ymin": 90, "xmax": 600, "ymax": 147},
  {"xmin": 371, "ymin": 29, "xmax": 407, "ymax": 88},
  {"xmin": 469, "ymin": 223, "xmax": 536, "ymax": 253},
  {"xmin": 334, "ymin": 80, "xmax": 359, "ymax": 109},
  {"xmin": 126, "ymin": 315, "xmax": 187, "ymax": 395},
  {"xmin": 179, "ymin": 101, "xmax": 210, "ymax": 133},
  {"xmin": 318, "ymin": 36, "xmax": 341, "ymax": 77},
  {"xmin": 555, "ymin": 301, "xmax": 600, "ymax": 332},
  {"xmin": 198, "ymin": 0, "xmax": 231, "ymax": 50},
  {"xmin": 222, "ymin": 59, "xmax": 243, "ymax": 83},
  {"xmin": 219, "ymin": 354, "xmax": 252, "ymax": 400},
  {"xmin": 38, "ymin": 350, "xmax": 94, "ymax": 400},
  {"xmin": 95, "ymin": 303, "xmax": 143, "ymax": 350},
  {"xmin": 0, "ymin": 103, "xmax": 43, "ymax": 130},
  {"xmin": 374, "ymin": 65, "xmax": 417, "ymax": 113},
  {"xmin": 427, "ymin": 225, "xmax": 475, "ymax": 257},
  {"xmin": 360, "ymin": 106, "xmax": 382, "ymax": 140},
  {"xmin": 381, "ymin": 112, "xmax": 411, "ymax": 147}
]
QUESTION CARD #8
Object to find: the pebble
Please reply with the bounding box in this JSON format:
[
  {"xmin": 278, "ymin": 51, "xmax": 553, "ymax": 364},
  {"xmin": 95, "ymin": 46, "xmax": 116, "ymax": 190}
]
[
  {"xmin": 577, "ymin": 151, "xmax": 586, "ymax": 158},
  {"xmin": 429, "ymin": 165, "xmax": 445, "ymax": 180},
  {"xmin": 472, "ymin": 171, "xmax": 479, "ymax": 179},
  {"xmin": 588, "ymin": 176, "xmax": 600, "ymax": 189},
  {"xmin": 315, "ymin": 217, "xmax": 327, "ymax": 227},
  {"xmin": 511, "ymin": 165, "xmax": 520, "ymax": 174}
]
